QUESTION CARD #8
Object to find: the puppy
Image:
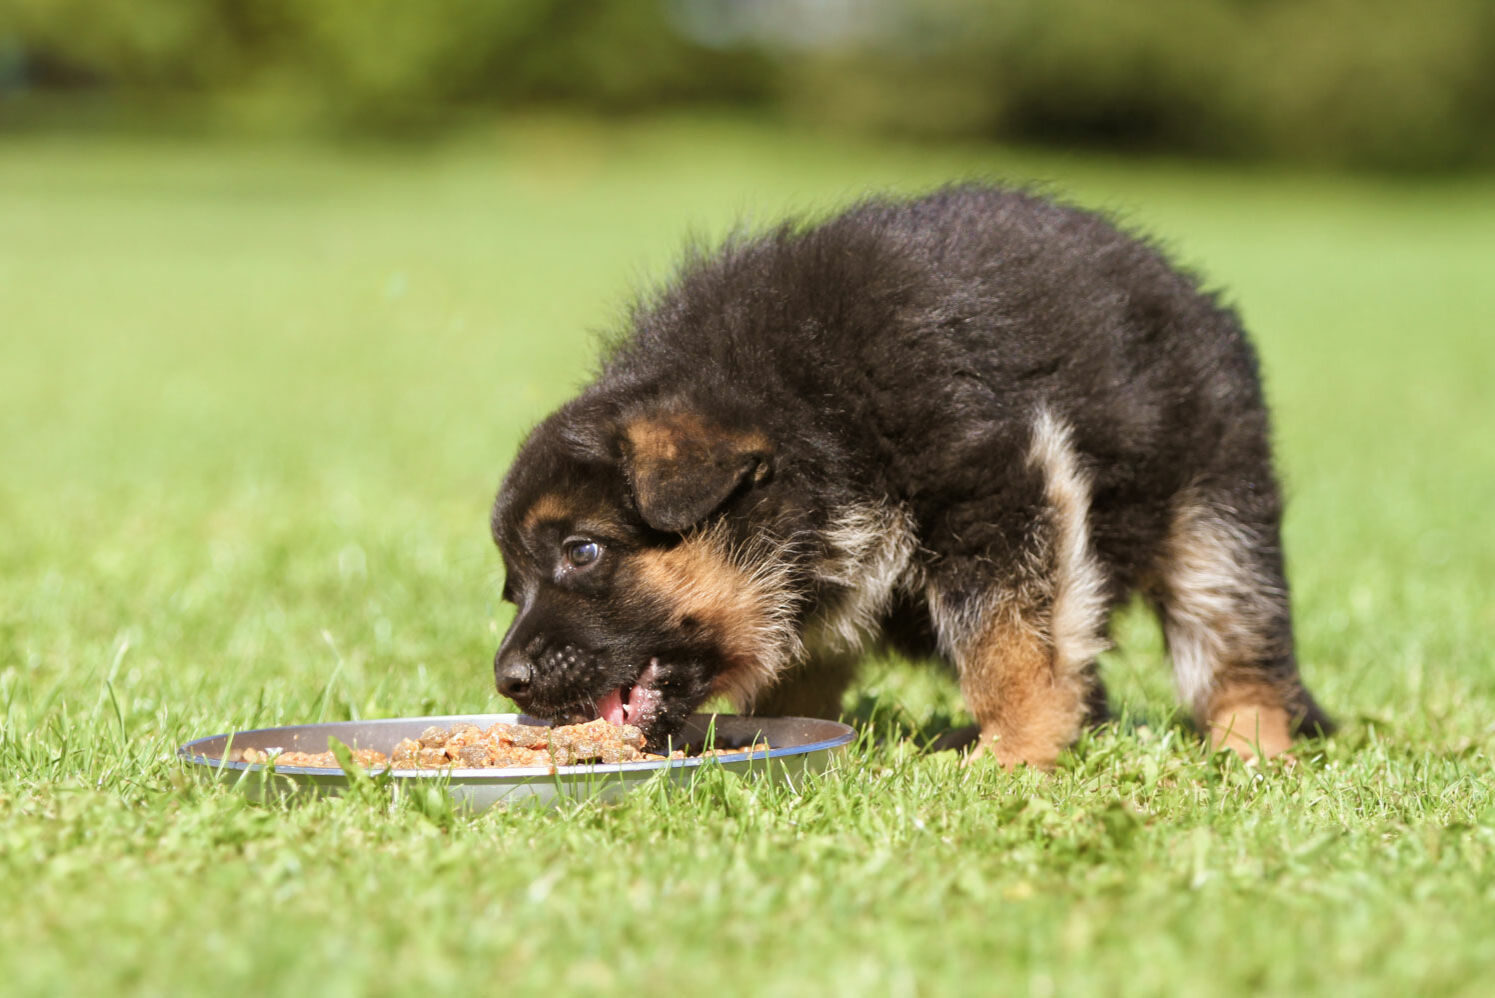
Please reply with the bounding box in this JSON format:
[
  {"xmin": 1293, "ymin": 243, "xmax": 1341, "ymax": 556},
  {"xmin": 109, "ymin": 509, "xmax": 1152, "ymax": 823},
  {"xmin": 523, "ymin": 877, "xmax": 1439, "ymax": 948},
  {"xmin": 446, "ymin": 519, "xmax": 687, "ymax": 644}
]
[{"xmin": 490, "ymin": 184, "xmax": 1331, "ymax": 768}]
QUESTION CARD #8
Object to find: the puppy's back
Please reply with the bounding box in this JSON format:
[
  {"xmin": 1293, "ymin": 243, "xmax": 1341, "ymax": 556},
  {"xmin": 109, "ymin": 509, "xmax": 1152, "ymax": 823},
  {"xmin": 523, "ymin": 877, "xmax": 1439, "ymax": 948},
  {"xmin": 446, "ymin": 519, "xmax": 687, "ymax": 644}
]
[{"xmin": 607, "ymin": 185, "xmax": 1268, "ymax": 511}]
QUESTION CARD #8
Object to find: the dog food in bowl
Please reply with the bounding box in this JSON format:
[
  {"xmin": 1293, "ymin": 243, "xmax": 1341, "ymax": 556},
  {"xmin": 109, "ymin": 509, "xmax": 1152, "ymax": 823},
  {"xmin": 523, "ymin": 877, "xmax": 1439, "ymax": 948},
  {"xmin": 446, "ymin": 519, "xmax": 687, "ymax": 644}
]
[{"xmin": 235, "ymin": 718, "xmax": 768, "ymax": 771}]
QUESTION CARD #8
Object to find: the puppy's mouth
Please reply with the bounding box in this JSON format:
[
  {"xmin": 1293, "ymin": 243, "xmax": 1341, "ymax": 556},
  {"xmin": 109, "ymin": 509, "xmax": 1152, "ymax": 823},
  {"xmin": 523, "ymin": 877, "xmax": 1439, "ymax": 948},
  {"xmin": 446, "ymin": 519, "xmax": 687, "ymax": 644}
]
[{"xmin": 594, "ymin": 658, "xmax": 664, "ymax": 728}]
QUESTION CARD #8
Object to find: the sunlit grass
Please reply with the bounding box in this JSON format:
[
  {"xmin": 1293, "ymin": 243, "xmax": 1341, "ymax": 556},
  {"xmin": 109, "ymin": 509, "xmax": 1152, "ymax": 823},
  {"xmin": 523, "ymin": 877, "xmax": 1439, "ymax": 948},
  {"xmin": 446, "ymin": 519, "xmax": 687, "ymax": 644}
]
[{"xmin": 2, "ymin": 117, "xmax": 1492, "ymax": 995}]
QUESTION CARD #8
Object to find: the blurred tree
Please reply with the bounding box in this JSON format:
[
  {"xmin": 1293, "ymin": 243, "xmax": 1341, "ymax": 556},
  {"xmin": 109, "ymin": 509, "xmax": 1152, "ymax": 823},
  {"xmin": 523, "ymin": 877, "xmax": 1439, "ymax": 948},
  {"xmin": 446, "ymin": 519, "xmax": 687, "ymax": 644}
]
[
  {"xmin": 771, "ymin": 0, "xmax": 1495, "ymax": 169},
  {"xmin": 0, "ymin": 0, "xmax": 774, "ymax": 130},
  {"xmin": 2, "ymin": 0, "xmax": 1491, "ymax": 169}
]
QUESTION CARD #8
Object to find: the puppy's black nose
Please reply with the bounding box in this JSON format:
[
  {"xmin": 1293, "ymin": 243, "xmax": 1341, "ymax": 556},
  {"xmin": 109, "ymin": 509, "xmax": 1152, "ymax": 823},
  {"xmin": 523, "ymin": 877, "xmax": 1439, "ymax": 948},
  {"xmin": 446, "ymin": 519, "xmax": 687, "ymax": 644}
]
[{"xmin": 496, "ymin": 660, "xmax": 533, "ymax": 700}]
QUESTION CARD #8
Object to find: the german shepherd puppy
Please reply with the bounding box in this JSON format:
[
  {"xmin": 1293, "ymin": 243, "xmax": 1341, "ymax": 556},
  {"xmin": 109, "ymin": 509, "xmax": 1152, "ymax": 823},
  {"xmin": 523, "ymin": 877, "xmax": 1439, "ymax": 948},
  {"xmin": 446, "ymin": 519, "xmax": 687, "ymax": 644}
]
[{"xmin": 490, "ymin": 184, "xmax": 1331, "ymax": 768}]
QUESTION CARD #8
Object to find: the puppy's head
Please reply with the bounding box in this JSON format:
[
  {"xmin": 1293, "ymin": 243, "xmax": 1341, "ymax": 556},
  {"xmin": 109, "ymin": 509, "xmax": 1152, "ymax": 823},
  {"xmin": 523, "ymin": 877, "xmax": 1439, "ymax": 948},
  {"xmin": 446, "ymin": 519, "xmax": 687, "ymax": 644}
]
[{"xmin": 490, "ymin": 397, "xmax": 793, "ymax": 748}]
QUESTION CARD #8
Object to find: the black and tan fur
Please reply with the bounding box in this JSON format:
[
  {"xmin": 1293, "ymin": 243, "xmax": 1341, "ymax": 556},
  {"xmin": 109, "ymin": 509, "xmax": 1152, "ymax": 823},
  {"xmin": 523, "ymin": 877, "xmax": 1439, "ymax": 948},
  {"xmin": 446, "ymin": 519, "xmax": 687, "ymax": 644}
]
[{"xmin": 490, "ymin": 184, "xmax": 1331, "ymax": 768}]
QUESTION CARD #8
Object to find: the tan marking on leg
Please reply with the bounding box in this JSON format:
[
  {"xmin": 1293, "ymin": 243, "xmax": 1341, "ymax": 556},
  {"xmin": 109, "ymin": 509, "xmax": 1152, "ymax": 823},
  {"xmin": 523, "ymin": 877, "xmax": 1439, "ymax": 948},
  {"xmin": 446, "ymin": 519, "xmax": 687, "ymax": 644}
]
[
  {"xmin": 938, "ymin": 409, "xmax": 1108, "ymax": 771},
  {"xmin": 958, "ymin": 606, "xmax": 1087, "ymax": 771},
  {"xmin": 1206, "ymin": 683, "xmax": 1293, "ymax": 761},
  {"xmin": 1156, "ymin": 492, "xmax": 1285, "ymax": 719},
  {"xmin": 1150, "ymin": 490, "xmax": 1322, "ymax": 760}
]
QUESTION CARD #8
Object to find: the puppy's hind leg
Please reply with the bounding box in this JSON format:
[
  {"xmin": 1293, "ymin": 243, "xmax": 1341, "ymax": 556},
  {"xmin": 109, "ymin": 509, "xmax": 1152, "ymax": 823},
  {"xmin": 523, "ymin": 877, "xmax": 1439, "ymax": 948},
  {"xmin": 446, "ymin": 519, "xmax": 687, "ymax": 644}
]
[{"xmin": 1154, "ymin": 491, "xmax": 1332, "ymax": 761}]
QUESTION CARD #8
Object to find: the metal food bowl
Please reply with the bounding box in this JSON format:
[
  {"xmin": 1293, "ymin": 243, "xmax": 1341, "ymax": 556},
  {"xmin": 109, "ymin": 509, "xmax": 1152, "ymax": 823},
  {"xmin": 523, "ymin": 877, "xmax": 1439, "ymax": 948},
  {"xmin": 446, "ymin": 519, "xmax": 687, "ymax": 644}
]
[{"xmin": 177, "ymin": 713, "xmax": 855, "ymax": 811}]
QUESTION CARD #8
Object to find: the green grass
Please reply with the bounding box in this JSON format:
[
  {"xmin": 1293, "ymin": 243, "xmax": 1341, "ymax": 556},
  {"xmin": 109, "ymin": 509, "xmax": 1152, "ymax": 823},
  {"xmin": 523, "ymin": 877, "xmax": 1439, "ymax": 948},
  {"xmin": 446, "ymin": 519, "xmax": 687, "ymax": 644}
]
[{"xmin": 2, "ymin": 116, "xmax": 1493, "ymax": 996}]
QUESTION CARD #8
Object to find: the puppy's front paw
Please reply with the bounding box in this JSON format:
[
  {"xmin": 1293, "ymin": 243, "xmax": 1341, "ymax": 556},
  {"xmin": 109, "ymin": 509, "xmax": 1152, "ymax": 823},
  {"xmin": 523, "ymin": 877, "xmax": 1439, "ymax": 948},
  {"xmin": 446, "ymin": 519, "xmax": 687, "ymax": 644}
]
[
  {"xmin": 1206, "ymin": 696, "xmax": 1293, "ymax": 762},
  {"xmin": 962, "ymin": 731, "xmax": 1059, "ymax": 772}
]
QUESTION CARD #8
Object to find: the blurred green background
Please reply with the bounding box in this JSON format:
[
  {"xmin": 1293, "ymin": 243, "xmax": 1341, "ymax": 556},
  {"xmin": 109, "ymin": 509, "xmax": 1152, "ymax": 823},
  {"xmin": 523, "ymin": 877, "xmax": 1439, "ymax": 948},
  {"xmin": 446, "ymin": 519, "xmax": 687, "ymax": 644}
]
[
  {"xmin": 5, "ymin": 4, "xmax": 1495, "ymax": 995},
  {"xmin": 4, "ymin": 0, "xmax": 1494, "ymax": 170}
]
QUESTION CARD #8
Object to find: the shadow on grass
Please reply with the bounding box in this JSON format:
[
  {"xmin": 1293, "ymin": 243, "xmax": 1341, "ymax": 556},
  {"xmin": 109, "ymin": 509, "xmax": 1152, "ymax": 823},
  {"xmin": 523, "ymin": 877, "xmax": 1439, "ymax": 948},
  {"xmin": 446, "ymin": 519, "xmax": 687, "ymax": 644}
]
[
  {"xmin": 840, "ymin": 690, "xmax": 980, "ymax": 752},
  {"xmin": 840, "ymin": 688, "xmax": 1195, "ymax": 757}
]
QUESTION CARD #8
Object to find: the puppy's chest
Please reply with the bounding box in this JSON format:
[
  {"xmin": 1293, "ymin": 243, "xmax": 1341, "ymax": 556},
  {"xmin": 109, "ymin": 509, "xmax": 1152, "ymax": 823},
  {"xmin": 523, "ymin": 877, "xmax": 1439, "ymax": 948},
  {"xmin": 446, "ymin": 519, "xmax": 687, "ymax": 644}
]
[{"xmin": 800, "ymin": 502, "xmax": 922, "ymax": 657}]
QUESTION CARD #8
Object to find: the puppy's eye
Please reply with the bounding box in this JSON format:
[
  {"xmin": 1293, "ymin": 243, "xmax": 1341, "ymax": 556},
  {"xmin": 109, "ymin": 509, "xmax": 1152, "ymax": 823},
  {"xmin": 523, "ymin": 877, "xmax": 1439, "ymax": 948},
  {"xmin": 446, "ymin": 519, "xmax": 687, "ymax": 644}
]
[{"xmin": 562, "ymin": 538, "xmax": 602, "ymax": 569}]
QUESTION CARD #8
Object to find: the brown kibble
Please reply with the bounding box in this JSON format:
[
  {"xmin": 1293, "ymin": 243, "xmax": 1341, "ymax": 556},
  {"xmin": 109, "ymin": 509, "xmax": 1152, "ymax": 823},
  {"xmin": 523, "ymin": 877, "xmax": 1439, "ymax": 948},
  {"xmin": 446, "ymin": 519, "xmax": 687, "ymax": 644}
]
[
  {"xmin": 416, "ymin": 747, "xmax": 451, "ymax": 768},
  {"xmin": 350, "ymin": 748, "xmax": 387, "ymax": 768},
  {"xmin": 491, "ymin": 744, "xmax": 548, "ymax": 767},
  {"xmin": 446, "ymin": 724, "xmax": 484, "ymax": 749},
  {"xmin": 455, "ymin": 744, "xmax": 491, "ymax": 767},
  {"xmin": 597, "ymin": 743, "xmax": 645, "ymax": 764},
  {"xmin": 485, "ymin": 722, "xmax": 551, "ymax": 749},
  {"xmin": 390, "ymin": 738, "xmax": 422, "ymax": 767},
  {"xmin": 227, "ymin": 720, "xmax": 767, "ymax": 772}
]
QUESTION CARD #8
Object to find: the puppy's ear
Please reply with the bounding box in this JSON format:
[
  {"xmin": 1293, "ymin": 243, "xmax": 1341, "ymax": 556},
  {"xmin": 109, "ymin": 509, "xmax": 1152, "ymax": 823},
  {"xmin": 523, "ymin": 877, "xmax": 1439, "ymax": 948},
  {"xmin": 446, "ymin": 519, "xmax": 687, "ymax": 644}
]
[{"xmin": 620, "ymin": 410, "xmax": 772, "ymax": 532}]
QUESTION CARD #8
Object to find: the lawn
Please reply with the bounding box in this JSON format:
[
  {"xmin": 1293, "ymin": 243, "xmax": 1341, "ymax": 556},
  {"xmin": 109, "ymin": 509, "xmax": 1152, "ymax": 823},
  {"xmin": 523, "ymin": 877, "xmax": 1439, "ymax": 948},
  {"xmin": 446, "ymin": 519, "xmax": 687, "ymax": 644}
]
[{"xmin": 2, "ymin": 116, "xmax": 1493, "ymax": 996}]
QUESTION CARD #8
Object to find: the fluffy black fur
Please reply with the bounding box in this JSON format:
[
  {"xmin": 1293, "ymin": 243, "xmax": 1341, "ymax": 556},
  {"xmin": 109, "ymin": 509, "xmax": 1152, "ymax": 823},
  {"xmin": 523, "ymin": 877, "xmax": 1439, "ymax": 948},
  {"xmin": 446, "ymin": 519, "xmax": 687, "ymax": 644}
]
[{"xmin": 491, "ymin": 183, "xmax": 1330, "ymax": 760}]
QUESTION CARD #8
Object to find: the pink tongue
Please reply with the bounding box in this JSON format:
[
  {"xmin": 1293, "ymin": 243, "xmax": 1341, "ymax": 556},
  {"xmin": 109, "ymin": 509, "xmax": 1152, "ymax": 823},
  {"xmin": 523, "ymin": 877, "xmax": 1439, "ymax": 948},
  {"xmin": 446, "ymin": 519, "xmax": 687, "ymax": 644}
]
[
  {"xmin": 596, "ymin": 687, "xmax": 626, "ymax": 726},
  {"xmin": 597, "ymin": 662, "xmax": 664, "ymax": 727}
]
